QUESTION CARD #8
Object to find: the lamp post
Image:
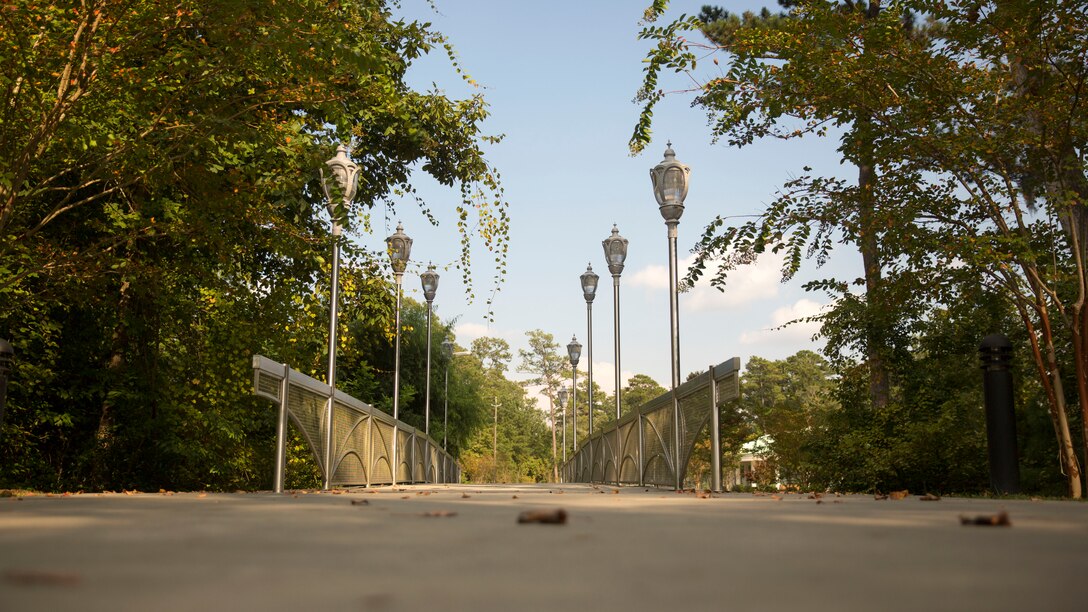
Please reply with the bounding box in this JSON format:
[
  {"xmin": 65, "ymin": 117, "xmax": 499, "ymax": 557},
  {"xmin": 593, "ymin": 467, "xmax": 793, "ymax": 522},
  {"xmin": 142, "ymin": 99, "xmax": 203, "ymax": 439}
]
[
  {"xmin": 441, "ymin": 339, "xmax": 470, "ymax": 453},
  {"xmin": 650, "ymin": 142, "xmax": 690, "ymax": 490},
  {"xmin": 319, "ymin": 145, "xmax": 360, "ymax": 490},
  {"xmin": 0, "ymin": 338, "xmax": 13, "ymax": 446},
  {"xmin": 580, "ymin": 264, "xmax": 598, "ymax": 443},
  {"xmin": 566, "ymin": 335, "xmax": 582, "ymax": 454},
  {"xmin": 558, "ymin": 386, "xmax": 569, "ymax": 465},
  {"xmin": 603, "ymin": 225, "xmax": 629, "ymax": 420},
  {"xmin": 420, "ymin": 263, "xmax": 439, "ymax": 440},
  {"xmin": 386, "ymin": 222, "xmax": 412, "ymax": 485}
]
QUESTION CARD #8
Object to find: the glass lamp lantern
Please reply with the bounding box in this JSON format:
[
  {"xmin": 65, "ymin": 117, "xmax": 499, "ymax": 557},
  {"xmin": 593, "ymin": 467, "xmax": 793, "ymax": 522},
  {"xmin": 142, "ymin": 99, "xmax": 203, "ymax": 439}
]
[
  {"xmin": 567, "ymin": 335, "xmax": 582, "ymax": 368},
  {"xmin": 580, "ymin": 264, "xmax": 599, "ymax": 303},
  {"xmin": 649, "ymin": 142, "xmax": 691, "ymax": 224},
  {"xmin": 320, "ymin": 145, "xmax": 360, "ymax": 217},
  {"xmin": 602, "ymin": 225, "xmax": 629, "ymax": 276},
  {"xmin": 386, "ymin": 222, "xmax": 413, "ymax": 274},
  {"xmin": 421, "ymin": 263, "xmax": 439, "ymax": 302}
]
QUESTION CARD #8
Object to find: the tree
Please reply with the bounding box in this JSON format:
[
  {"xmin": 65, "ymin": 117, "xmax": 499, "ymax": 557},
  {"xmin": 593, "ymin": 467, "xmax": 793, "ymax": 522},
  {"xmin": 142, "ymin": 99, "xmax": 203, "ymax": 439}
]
[
  {"xmin": 471, "ymin": 337, "xmax": 513, "ymax": 374},
  {"xmin": 517, "ymin": 330, "xmax": 567, "ymax": 481},
  {"xmin": 631, "ymin": 0, "xmax": 1088, "ymax": 496},
  {"xmin": 0, "ymin": 0, "xmax": 509, "ymax": 491},
  {"xmin": 615, "ymin": 374, "xmax": 668, "ymax": 416}
]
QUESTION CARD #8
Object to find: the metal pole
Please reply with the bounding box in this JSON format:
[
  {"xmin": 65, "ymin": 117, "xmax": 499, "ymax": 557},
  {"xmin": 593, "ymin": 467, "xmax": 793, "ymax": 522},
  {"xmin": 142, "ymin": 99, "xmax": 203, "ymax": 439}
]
[
  {"xmin": 710, "ymin": 364, "xmax": 722, "ymax": 493},
  {"xmin": 571, "ymin": 366, "xmax": 578, "ymax": 462},
  {"xmin": 323, "ymin": 224, "xmax": 342, "ymax": 491},
  {"xmin": 613, "ymin": 276, "xmax": 622, "ymax": 420},
  {"xmin": 493, "ymin": 396, "xmax": 499, "ymax": 482},
  {"xmin": 980, "ymin": 334, "xmax": 1021, "ymax": 494},
  {"xmin": 586, "ymin": 301, "xmax": 592, "ymax": 446},
  {"xmin": 425, "ymin": 301, "xmax": 433, "ymax": 437},
  {"xmin": 274, "ymin": 364, "xmax": 289, "ymax": 493},
  {"xmin": 562, "ymin": 392, "xmax": 567, "ymax": 465},
  {"xmin": 443, "ymin": 366, "xmax": 449, "ymax": 451},
  {"xmin": 667, "ymin": 220, "xmax": 682, "ymax": 490},
  {"xmin": 392, "ymin": 272, "xmax": 403, "ymax": 486}
]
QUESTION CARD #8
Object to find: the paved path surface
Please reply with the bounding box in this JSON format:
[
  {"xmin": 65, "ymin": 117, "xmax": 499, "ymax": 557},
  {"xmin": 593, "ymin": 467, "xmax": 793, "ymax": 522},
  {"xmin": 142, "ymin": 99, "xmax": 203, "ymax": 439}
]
[{"xmin": 1, "ymin": 483, "xmax": 1085, "ymax": 611}]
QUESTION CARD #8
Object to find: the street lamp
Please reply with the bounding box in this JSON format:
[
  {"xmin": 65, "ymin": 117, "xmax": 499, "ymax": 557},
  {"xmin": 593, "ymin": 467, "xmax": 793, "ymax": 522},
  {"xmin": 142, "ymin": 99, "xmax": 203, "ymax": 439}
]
[
  {"xmin": 420, "ymin": 263, "xmax": 439, "ymax": 440},
  {"xmin": 0, "ymin": 338, "xmax": 13, "ymax": 446},
  {"xmin": 319, "ymin": 144, "xmax": 359, "ymax": 490},
  {"xmin": 580, "ymin": 264, "xmax": 598, "ymax": 443},
  {"xmin": 566, "ymin": 334, "xmax": 582, "ymax": 453},
  {"xmin": 441, "ymin": 339, "xmax": 470, "ymax": 452},
  {"xmin": 557, "ymin": 386, "xmax": 569, "ymax": 464},
  {"xmin": 650, "ymin": 142, "xmax": 690, "ymax": 490},
  {"xmin": 386, "ymin": 222, "xmax": 412, "ymax": 485},
  {"xmin": 603, "ymin": 225, "xmax": 628, "ymax": 420}
]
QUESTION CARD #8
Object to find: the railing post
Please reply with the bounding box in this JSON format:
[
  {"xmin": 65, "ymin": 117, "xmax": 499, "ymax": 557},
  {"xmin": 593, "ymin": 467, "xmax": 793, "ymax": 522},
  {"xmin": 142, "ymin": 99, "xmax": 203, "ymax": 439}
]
[
  {"xmin": 710, "ymin": 364, "xmax": 722, "ymax": 493},
  {"xmin": 274, "ymin": 364, "xmax": 289, "ymax": 493},
  {"xmin": 637, "ymin": 411, "xmax": 644, "ymax": 486}
]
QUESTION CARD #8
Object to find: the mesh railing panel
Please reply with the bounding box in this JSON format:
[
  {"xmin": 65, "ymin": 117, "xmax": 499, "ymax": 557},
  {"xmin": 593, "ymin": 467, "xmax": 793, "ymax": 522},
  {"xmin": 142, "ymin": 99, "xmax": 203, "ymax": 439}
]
[
  {"xmin": 641, "ymin": 400, "xmax": 676, "ymax": 487},
  {"xmin": 371, "ymin": 420, "xmax": 394, "ymax": 485},
  {"xmin": 252, "ymin": 355, "xmax": 457, "ymax": 488},
  {"xmin": 396, "ymin": 428, "xmax": 413, "ymax": 483},
  {"xmin": 561, "ymin": 357, "xmax": 740, "ymax": 490},
  {"xmin": 677, "ymin": 382, "xmax": 713, "ymax": 484},
  {"xmin": 287, "ymin": 384, "xmax": 327, "ymax": 473},
  {"xmin": 331, "ymin": 402, "xmax": 369, "ymax": 486},
  {"xmin": 256, "ymin": 370, "xmax": 281, "ymax": 402}
]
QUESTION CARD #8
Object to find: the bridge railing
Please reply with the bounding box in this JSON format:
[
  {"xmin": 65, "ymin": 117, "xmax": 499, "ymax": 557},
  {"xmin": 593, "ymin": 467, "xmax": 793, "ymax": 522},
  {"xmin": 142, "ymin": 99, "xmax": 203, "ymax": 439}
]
[
  {"xmin": 252, "ymin": 355, "xmax": 460, "ymax": 491},
  {"xmin": 562, "ymin": 357, "xmax": 740, "ymax": 491}
]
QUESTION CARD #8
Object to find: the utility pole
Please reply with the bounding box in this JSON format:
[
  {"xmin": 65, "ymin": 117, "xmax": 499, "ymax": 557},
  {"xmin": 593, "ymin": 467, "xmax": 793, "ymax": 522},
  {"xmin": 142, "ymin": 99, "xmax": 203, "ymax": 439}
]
[{"xmin": 493, "ymin": 396, "xmax": 499, "ymax": 483}]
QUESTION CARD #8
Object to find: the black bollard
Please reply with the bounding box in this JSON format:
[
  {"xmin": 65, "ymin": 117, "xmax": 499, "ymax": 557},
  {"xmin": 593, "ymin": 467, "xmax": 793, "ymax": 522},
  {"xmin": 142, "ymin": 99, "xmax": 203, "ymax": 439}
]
[
  {"xmin": 979, "ymin": 334, "xmax": 1021, "ymax": 494},
  {"xmin": 0, "ymin": 338, "xmax": 12, "ymax": 445}
]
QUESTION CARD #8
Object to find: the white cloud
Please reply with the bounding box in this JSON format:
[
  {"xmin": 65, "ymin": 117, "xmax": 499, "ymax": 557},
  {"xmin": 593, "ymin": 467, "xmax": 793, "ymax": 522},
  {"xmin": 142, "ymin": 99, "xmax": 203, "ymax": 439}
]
[
  {"xmin": 588, "ymin": 360, "xmax": 635, "ymax": 396},
  {"xmin": 739, "ymin": 298, "xmax": 827, "ymax": 347},
  {"xmin": 628, "ymin": 252, "xmax": 784, "ymax": 311},
  {"xmin": 453, "ymin": 321, "xmax": 522, "ymax": 345}
]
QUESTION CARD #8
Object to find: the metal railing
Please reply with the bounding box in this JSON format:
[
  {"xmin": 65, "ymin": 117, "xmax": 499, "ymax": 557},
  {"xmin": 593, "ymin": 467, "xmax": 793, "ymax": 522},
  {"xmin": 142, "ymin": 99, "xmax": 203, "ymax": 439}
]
[
  {"xmin": 561, "ymin": 357, "xmax": 740, "ymax": 491},
  {"xmin": 252, "ymin": 355, "xmax": 460, "ymax": 491}
]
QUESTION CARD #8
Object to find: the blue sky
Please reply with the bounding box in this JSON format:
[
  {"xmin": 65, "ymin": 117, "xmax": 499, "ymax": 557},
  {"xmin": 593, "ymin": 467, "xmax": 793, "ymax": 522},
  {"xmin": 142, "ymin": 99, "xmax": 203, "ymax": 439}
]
[{"xmin": 355, "ymin": 0, "xmax": 856, "ymax": 398}]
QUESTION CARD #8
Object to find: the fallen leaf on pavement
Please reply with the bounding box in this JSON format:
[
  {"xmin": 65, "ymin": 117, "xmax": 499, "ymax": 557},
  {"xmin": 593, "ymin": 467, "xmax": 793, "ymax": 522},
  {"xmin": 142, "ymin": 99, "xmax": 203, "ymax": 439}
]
[
  {"xmin": 960, "ymin": 511, "xmax": 1011, "ymax": 526},
  {"xmin": 351, "ymin": 499, "xmax": 369, "ymax": 506},
  {"xmin": 919, "ymin": 494, "xmax": 940, "ymax": 501},
  {"xmin": 420, "ymin": 510, "xmax": 457, "ymax": 518},
  {"xmin": 517, "ymin": 509, "xmax": 567, "ymax": 525},
  {"xmin": 770, "ymin": 494, "xmax": 782, "ymax": 501},
  {"xmin": 808, "ymin": 492, "xmax": 823, "ymax": 499},
  {"xmin": 874, "ymin": 493, "xmax": 888, "ymax": 500},
  {"xmin": 461, "ymin": 493, "xmax": 471, "ymax": 499},
  {"xmin": 5, "ymin": 569, "xmax": 81, "ymax": 586},
  {"xmin": 889, "ymin": 490, "xmax": 910, "ymax": 500}
]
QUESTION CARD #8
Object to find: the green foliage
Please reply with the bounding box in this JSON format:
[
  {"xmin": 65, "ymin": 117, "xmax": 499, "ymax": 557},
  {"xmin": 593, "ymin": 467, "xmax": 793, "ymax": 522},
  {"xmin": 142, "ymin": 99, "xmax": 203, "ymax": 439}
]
[{"xmin": 0, "ymin": 0, "xmax": 513, "ymax": 491}]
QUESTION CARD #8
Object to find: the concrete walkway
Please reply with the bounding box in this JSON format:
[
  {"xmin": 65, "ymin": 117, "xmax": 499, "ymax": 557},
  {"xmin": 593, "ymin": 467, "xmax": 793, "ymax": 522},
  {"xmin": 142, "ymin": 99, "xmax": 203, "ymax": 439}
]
[{"xmin": 1, "ymin": 483, "xmax": 1085, "ymax": 611}]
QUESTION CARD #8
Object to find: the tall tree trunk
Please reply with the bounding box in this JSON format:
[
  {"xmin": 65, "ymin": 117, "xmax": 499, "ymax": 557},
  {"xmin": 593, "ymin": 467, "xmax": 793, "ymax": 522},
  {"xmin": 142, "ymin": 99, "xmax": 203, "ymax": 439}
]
[
  {"xmin": 549, "ymin": 397, "xmax": 558, "ymax": 482},
  {"xmin": 857, "ymin": 149, "xmax": 891, "ymax": 412}
]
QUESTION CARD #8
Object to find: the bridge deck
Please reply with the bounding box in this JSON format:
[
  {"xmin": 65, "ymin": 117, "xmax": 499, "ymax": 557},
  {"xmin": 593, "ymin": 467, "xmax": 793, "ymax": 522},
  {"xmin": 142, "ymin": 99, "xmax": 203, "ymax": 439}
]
[{"xmin": 1, "ymin": 483, "xmax": 1084, "ymax": 611}]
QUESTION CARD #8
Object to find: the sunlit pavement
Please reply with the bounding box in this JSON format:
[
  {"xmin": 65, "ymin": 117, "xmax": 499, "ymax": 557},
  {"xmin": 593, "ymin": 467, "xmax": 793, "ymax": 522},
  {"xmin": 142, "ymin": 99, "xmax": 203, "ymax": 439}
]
[{"xmin": 1, "ymin": 483, "xmax": 1085, "ymax": 611}]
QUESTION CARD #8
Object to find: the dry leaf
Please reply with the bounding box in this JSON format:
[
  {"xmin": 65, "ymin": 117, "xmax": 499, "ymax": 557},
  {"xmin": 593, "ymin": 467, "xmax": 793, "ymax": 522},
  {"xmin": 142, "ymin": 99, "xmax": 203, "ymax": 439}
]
[
  {"xmin": 960, "ymin": 511, "xmax": 1011, "ymax": 526},
  {"xmin": 400, "ymin": 496, "xmax": 410, "ymax": 500},
  {"xmin": 808, "ymin": 492, "xmax": 823, "ymax": 499},
  {"xmin": 815, "ymin": 499, "xmax": 823, "ymax": 504},
  {"xmin": 351, "ymin": 499, "xmax": 369, "ymax": 506},
  {"xmin": 5, "ymin": 569, "xmax": 81, "ymax": 586},
  {"xmin": 198, "ymin": 492, "xmax": 208, "ymax": 498},
  {"xmin": 512, "ymin": 495, "xmax": 519, "ymax": 499},
  {"xmin": 874, "ymin": 493, "xmax": 888, "ymax": 500},
  {"xmin": 611, "ymin": 489, "xmax": 619, "ymax": 494},
  {"xmin": 420, "ymin": 510, "xmax": 457, "ymax": 518},
  {"xmin": 517, "ymin": 509, "xmax": 568, "ymax": 525},
  {"xmin": 919, "ymin": 494, "xmax": 941, "ymax": 501},
  {"xmin": 770, "ymin": 494, "xmax": 782, "ymax": 501},
  {"xmin": 461, "ymin": 493, "xmax": 471, "ymax": 499},
  {"xmin": 889, "ymin": 490, "xmax": 910, "ymax": 500}
]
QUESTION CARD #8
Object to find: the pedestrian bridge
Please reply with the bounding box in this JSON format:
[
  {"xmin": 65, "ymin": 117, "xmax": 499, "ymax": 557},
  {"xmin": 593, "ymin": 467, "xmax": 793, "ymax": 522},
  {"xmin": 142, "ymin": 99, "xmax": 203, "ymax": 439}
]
[{"xmin": 252, "ymin": 355, "xmax": 740, "ymax": 491}]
